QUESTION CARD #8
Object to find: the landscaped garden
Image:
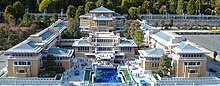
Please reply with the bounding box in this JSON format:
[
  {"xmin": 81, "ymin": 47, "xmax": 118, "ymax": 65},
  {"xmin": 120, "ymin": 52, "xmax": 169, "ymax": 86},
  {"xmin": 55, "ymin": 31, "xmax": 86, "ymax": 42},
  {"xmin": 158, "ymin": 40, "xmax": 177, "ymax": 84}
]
[
  {"xmin": 121, "ymin": 69, "xmax": 132, "ymax": 83},
  {"xmin": 84, "ymin": 69, "xmax": 92, "ymax": 83}
]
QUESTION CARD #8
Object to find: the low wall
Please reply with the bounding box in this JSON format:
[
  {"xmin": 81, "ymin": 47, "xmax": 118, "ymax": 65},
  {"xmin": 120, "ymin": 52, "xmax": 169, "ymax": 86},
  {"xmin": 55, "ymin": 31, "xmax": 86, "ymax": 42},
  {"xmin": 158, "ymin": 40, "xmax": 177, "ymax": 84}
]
[{"xmin": 0, "ymin": 74, "xmax": 63, "ymax": 85}]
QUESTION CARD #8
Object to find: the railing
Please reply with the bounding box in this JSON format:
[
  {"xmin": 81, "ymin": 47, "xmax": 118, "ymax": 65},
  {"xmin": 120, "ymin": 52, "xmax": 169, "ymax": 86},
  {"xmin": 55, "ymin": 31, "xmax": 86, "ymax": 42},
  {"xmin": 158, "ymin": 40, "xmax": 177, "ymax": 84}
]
[
  {"xmin": 0, "ymin": 74, "xmax": 63, "ymax": 85},
  {"xmin": 88, "ymin": 83, "xmax": 129, "ymax": 86},
  {"xmin": 157, "ymin": 77, "xmax": 220, "ymax": 85}
]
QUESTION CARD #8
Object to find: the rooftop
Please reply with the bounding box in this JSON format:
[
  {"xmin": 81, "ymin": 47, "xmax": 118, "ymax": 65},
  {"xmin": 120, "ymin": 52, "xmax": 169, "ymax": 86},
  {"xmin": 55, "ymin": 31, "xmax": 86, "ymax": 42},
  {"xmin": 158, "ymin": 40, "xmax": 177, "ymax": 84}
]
[
  {"xmin": 139, "ymin": 48, "xmax": 165, "ymax": 58},
  {"xmin": 93, "ymin": 14, "xmax": 113, "ymax": 20},
  {"xmin": 90, "ymin": 6, "xmax": 114, "ymax": 13},
  {"xmin": 79, "ymin": 13, "xmax": 92, "ymax": 18},
  {"xmin": 172, "ymin": 42, "xmax": 207, "ymax": 54},
  {"xmin": 118, "ymin": 38, "xmax": 137, "ymax": 47},
  {"xmin": 48, "ymin": 48, "xmax": 73, "ymax": 57},
  {"xmin": 72, "ymin": 38, "xmax": 91, "ymax": 47},
  {"xmin": 5, "ymin": 40, "xmax": 42, "ymax": 53}
]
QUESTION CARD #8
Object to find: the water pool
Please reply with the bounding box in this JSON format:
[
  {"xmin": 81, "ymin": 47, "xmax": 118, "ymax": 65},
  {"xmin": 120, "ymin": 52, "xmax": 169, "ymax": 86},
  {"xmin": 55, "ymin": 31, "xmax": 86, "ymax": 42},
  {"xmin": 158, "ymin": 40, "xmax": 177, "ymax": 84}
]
[{"xmin": 94, "ymin": 68, "xmax": 122, "ymax": 83}]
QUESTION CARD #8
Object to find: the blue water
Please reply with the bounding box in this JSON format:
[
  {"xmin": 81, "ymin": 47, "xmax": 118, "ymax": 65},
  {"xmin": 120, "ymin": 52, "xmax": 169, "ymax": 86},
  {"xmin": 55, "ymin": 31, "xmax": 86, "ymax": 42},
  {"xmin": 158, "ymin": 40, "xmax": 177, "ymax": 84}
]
[{"xmin": 94, "ymin": 68, "xmax": 122, "ymax": 83}]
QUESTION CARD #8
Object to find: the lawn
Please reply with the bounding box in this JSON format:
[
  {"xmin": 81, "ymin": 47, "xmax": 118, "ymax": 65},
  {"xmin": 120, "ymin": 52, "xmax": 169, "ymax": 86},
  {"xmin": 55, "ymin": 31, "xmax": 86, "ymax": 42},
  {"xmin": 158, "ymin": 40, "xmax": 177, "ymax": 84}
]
[
  {"xmin": 84, "ymin": 70, "xmax": 92, "ymax": 83},
  {"xmin": 84, "ymin": 70, "xmax": 91, "ymax": 81},
  {"xmin": 122, "ymin": 70, "xmax": 131, "ymax": 83}
]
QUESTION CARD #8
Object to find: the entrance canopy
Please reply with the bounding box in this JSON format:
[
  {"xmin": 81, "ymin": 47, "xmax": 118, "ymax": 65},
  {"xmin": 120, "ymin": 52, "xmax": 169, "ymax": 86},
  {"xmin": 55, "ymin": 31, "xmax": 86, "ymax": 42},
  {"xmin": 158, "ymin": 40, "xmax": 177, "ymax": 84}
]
[{"xmin": 96, "ymin": 53, "xmax": 115, "ymax": 60}]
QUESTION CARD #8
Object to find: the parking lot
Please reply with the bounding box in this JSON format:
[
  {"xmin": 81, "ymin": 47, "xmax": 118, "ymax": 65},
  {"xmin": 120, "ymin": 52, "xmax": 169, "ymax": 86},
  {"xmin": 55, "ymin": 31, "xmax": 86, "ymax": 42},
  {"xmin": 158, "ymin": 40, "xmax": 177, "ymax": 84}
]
[{"xmin": 182, "ymin": 34, "xmax": 220, "ymax": 78}]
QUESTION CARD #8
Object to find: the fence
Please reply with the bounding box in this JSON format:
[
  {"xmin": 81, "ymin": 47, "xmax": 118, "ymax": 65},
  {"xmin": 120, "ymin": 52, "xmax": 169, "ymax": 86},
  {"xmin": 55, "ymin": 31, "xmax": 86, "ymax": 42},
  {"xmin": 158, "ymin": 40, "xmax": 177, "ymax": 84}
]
[
  {"xmin": 0, "ymin": 74, "xmax": 63, "ymax": 85},
  {"xmin": 156, "ymin": 77, "xmax": 220, "ymax": 85}
]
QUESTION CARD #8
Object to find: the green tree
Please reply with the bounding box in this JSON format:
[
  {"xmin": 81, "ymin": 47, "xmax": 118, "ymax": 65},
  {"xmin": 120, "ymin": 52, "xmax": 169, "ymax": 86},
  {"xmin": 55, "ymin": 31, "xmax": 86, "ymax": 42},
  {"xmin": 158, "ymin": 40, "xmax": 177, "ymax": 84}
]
[
  {"xmin": 215, "ymin": 1, "xmax": 220, "ymax": 14},
  {"xmin": 168, "ymin": 18, "xmax": 173, "ymax": 29},
  {"xmin": 96, "ymin": 0, "xmax": 105, "ymax": 7},
  {"xmin": 0, "ymin": 12, "xmax": 5, "ymax": 23},
  {"xmin": 4, "ymin": 5, "xmax": 15, "ymax": 20},
  {"xmin": 13, "ymin": 1, "xmax": 25, "ymax": 23},
  {"xmin": 21, "ymin": 13, "xmax": 33, "ymax": 27},
  {"xmin": 45, "ymin": 54, "xmax": 56, "ymax": 70},
  {"xmin": 64, "ymin": 18, "xmax": 80, "ymax": 39},
  {"xmin": 39, "ymin": 0, "xmax": 52, "ymax": 12},
  {"xmin": 106, "ymin": 0, "xmax": 114, "ymax": 10},
  {"xmin": 160, "ymin": 20, "xmax": 165, "ymax": 29},
  {"xmin": 169, "ymin": 0, "xmax": 177, "ymax": 14},
  {"xmin": 124, "ymin": 20, "xmax": 140, "ymax": 39},
  {"xmin": 128, "ymin": 7, "xmax": 139, "ymax": 20},
  {"xmin": 152, "ymin": 2, "xmax": 160, "ymax": 14},
  {"xmin": 129, "ymin": 0, "xmax": 139, "ymax": 7},
  {"xmin": 66, "ymin": 5, "xmax": 76, "ymax": 19},
  {"xmin": 186, "ymin": 0, "xmax": 195, "ymax": 14},
  {"xmin": 85, "ymin": 1, "xmax": 95, "ymax": 13},
  {"xmin": 134, "ymin": 28, "xmax": 144, "ymax": 48},
  {"xmin": 141, "ymin": 1, "xmax": 150, "ymax": 14},
  {"xmin": 159, "ymin": 5, "xmax": 167, "ymax": 14},
  {"xmin": 74, "ymin": 6, "xmax": 84, "ymax": 20},
  {"xmin": 52, "ymin": 14, "xmax": 58, "ymax": 23},
  {"xmin": 121, "ymin": 0, "xmax": 129, "ymax": 14},
  {"xmin": 176, "ymin": 0, "xmax": 184, "ymax": 14},
  {"xmin": 115, "ymin": 6, "xmax": 123, "ymax": 14},
  {"xmin": 195, "ymin": 0, "xmax": 201, "ymax": 10},
  {"xmin": 154, "ymin": 20, "xmax": 158, "ymax": 27},
  {"xmin": 159, "ymin": 54, "xmax": 171, "ymax": 77},
  {"xmin": 43, "ymin": 15, "xmax": 51, "ymax": 27}
]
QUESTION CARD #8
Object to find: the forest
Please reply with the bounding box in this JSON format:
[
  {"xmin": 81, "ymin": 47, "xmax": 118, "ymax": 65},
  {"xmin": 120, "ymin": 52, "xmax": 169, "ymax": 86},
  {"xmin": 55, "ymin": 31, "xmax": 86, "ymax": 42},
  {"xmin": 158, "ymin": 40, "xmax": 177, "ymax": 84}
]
[{"xmin": 0, "ymin": 0, "xmax": 220, "ymax": 15}]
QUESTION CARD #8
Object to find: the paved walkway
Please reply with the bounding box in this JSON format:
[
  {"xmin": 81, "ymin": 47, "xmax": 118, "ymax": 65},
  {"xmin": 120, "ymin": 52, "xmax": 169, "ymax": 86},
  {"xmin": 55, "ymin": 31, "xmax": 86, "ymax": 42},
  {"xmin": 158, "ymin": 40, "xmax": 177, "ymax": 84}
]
[
  {"xmin": 128, "ymin": 61, "xmax": 155, "ymax": 86},
  {"xmin": 62, "ymin": 58, "xmax": 92, "ymax": 86}
]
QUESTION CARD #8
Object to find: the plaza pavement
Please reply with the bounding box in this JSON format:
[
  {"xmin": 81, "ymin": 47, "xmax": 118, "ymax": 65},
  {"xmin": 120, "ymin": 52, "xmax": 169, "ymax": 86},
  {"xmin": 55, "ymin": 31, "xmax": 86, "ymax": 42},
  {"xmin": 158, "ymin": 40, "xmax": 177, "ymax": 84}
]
[{"xmin": 62, "ymin": 58, "xmax": 92, "ymax": 86}]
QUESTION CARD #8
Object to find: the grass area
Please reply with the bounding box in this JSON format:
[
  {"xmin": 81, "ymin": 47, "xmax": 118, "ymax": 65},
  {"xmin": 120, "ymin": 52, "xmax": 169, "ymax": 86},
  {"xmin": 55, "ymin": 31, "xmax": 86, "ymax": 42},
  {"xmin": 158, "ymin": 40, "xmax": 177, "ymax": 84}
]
[
  {"xmin": 84, "ymin": 70, "xmax": 91, "ymax": 81},
  {"xmin": 122, "ymin": 70, "xmax": 131, "ymax": 83},
  {"xmin": 84, "ymin": 70, "xmax": 93, "ymax": 83}
]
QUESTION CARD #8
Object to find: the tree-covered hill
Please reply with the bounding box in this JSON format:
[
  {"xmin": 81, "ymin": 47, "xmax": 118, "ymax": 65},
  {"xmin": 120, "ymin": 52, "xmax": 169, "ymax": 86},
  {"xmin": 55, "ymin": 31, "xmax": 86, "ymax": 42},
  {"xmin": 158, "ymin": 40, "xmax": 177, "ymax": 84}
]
[{"xmin": 0, "ymin": 0, "xmax": 220, "ymax": 15}]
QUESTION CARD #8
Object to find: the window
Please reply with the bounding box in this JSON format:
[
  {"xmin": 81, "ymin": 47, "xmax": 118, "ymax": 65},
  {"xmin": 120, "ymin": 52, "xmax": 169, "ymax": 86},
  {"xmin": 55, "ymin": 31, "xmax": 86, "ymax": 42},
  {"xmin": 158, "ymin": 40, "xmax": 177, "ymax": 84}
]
[
  {"xmin": 189, "ymin": 62, "xmax": 196, "ymax": 65},
  {"xmin": 57, "ymin": 63, "xmax": 62, "ymax": 66},
  {"xmin": 27, "ymin": 62, "xmax": 31, "ymax": 65},
  {"xmin": 197, "ymin": 62, "xmax": 200, "ymax": 65},
  {"xmin": 184, "ymin": 62, "xmax": 201, "ymax": 66},
  {"xmin": 184, "ymin": 62, "xmax": 187, "ymax": 65},
  {"xmin": 18, "ymin": 70, "xmax": 25, "ymax": 73},
  {"xmin": 14, "ymin": 61, "xmax": 31, "ymax": 65},
  {"xmin": 189, "ymin": 70, "xmax": 197, "ymax": 73}
]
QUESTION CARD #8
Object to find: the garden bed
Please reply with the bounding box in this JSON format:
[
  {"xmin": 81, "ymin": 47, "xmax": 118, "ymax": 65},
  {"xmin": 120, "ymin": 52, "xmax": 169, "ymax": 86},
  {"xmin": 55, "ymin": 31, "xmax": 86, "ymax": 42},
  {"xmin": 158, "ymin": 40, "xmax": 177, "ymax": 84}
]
[{"xmin": 121, "ymin": 70, "xmax": 131, "ymax": 83}]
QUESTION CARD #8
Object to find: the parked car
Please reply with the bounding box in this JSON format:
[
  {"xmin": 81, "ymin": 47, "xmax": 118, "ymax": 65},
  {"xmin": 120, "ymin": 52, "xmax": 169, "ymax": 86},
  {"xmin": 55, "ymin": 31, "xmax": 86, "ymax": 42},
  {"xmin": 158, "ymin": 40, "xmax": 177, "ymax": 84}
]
[
  {"xmin": 74, "ymin": 70, "xmax": 80, "ymax": 76},
  {"xmin": 209, "ymin": 68, "xmax": 216, "ymax": 73},
  {"xmin": 140, "ymin": 80, "xmax": 146, "ymax": 86}
]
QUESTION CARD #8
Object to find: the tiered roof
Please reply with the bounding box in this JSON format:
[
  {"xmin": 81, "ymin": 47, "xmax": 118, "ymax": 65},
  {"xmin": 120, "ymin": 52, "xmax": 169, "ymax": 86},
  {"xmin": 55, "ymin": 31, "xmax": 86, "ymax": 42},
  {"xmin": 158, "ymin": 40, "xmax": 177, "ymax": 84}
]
[
  {"xmin": 172, "ymin": 42, "xmax": 207, "ymax": 54},
  {"xmin": 5, "ymin": 19, "xmax": 67, "ymax": 54},
  {"xmin": 90, "ymin": 6, "xmax": 114, "ymax": 13},
  {"xmin": 117, "ymin": 38, "xmax": 137, "ymax": 47},
  {"xmin": 139, "ymin": 48, "xmax": 165, "ymax": 58},
  {"xmin": 48, "ymin": 48, "xmax": 74, "ymax": 58}
]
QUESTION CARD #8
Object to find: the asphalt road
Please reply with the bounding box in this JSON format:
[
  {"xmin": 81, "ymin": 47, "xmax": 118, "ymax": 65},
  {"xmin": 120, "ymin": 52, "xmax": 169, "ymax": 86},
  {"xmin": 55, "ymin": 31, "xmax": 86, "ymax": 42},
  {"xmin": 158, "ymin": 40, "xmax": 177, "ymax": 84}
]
[{"xmin": 183, "ymin": 35, "xmax": 220, "ymax": 53}]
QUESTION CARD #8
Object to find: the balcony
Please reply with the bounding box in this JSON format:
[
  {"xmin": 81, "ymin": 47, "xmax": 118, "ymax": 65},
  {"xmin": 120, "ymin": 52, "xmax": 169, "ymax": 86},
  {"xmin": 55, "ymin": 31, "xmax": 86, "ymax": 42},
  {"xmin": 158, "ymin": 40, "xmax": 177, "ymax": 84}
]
[{"xmin": 184, "ymin": 65, "xmax": 201, "ymax": 67}]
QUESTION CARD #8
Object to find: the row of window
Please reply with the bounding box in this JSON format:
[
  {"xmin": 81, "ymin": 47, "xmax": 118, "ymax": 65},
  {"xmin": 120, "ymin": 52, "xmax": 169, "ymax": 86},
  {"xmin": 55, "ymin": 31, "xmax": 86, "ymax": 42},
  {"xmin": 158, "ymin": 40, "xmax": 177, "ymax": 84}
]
[
  {"xmin": 97, "ymin": 47, "xmax": 112, "ymax": 51},
  {"xmin": 18, "ymin": 70, "xmax": 26, "ymax": 73},
  {"xmin": 184, "ymin": 62, "xmax": 201, "ymax": 65},
  {"xmin": 12, "ymin": 54, "xmax": 37, "ymax": 57},
  {"xmin": 152, "ymin": 63, "xmax": 159, "ymax": 68},
  {"xmin": 152, "ymin": 58, "xmax": 160, "ymax": 61},
  {"xmin": 57, "ymin": 63, "xmax": 62, "ymax": 66},
  {"xmin": 181, "ymin": 54, "xmax": 203, "ymax": 57},
  {"xmin": 188, "ymin": 70, "xmax": 198, "ymax": 73},
  {"xmin": 94, "ymin": 39, "xmax": 114, "ymax": 43},
  {"xmin": 14, "ymin": 61, "xmax": 31, "ymax": 65},
  {"xmin": 55, "ymin": 57, "xmax": 63, "ymax": 60}
]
